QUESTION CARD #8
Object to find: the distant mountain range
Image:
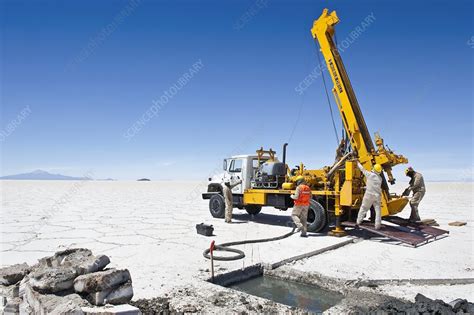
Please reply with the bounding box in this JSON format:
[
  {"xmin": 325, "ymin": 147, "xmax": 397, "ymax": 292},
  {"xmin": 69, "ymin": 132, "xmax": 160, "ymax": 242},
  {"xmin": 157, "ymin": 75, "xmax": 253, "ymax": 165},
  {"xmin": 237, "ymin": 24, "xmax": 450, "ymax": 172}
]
[{"xmin": 0, "ymin": 170, "xmax": 92, "ymax": 180}]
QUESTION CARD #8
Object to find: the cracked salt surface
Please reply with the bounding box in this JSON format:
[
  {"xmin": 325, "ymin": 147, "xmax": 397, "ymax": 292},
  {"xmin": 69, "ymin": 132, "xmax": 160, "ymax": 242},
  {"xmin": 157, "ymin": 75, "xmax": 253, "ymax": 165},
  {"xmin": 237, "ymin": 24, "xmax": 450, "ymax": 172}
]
[
  {"xmin": 1, "ymin": 180, "xmax": 342, "ymax": 299},
  {"xmin": 1, "ymin": 180, "xmax": 473, "ymax": 303}
]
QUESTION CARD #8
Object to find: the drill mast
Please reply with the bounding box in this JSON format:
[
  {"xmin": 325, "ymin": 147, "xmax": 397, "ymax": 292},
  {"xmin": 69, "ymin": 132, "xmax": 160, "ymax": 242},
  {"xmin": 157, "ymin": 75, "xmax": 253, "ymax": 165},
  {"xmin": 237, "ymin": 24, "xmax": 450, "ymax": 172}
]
[
  {"xmin": 311, "ymin": 10, "xmax": 375, "ymax": 159},
  {"xmin": 311, "ymin": 9, "xmax": 408, "ymax": 214}
]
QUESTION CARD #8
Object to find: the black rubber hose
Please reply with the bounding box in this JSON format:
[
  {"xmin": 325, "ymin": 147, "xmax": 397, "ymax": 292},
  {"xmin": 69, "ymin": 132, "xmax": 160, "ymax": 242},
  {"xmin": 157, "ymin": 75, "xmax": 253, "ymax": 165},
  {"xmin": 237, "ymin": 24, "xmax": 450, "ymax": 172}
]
[{"xmin": 203, "ymin": 228, "xmax": 297, "ymax": 261}]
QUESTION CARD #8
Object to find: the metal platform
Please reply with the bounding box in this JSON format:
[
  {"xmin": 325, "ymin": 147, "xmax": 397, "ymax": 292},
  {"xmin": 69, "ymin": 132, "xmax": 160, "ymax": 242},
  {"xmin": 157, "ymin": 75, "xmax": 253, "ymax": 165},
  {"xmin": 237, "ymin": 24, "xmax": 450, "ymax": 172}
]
[
  {"xmin": 384, "ymin": 216, "xmax": 449, "ymax": 238},
  {"xmin": 342, "ymin": 217, "xmax": 449, "ymax": 247}
]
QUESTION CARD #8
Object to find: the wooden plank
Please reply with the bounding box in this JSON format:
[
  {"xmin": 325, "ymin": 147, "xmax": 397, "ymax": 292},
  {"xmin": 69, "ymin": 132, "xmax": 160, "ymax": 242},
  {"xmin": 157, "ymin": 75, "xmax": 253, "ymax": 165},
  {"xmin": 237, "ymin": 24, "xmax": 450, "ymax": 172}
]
[
  {"xmin": 355, "ymin": 278, "xmax": 474, "ymax": 288},
  {"xmin": 269, "ymin": 239, "xmax": 355, "ymax": 269},
  {"xmin": 449, "ymin": 221, "xmax": 467, "ymax": 227}
]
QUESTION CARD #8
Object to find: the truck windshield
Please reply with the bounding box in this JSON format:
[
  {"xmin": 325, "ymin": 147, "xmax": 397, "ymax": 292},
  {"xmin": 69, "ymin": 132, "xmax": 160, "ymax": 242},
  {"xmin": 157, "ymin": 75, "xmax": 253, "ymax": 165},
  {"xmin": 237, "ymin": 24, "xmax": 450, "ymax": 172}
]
[{"xmin": 229, "ymin": 159, "xmax": 242, "ymax": 172}]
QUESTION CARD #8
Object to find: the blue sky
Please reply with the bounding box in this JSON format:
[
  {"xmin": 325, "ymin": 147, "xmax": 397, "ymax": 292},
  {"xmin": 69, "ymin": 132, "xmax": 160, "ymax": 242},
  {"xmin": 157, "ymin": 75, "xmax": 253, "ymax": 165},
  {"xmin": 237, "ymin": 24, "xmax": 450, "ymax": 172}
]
[{"xmin": 1, "ymin": 0, "xmax": 472, "ymax": 181}]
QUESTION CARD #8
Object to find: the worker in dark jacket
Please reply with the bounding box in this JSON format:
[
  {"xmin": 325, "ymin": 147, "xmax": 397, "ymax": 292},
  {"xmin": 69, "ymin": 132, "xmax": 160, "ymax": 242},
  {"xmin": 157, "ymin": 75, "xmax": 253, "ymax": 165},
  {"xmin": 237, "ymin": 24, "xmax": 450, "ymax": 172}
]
[
  {"xmin": 223, "ymin": 178, "xmax": 242, "ymax": 223},
  {"xmin": 290, "ymin": 176, "xmax": 312, "ymax": 237},
  {"xmin": 404, "ymin": 167, "xmax": 426, "ymax": 222}
]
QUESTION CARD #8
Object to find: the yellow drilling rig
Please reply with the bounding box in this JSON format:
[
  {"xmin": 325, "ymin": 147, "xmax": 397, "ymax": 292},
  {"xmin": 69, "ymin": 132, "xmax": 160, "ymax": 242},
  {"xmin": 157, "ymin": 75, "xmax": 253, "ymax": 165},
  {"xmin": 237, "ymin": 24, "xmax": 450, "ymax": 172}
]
[{"xmin": 203, "ymin": 9, "xmax": 448, "ymax": 246}]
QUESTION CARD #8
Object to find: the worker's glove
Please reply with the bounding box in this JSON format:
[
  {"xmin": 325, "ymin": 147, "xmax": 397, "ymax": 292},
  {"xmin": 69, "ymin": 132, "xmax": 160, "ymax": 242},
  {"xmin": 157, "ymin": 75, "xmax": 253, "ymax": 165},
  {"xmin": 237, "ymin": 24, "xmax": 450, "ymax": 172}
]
[{"xmin": 402, "ymin": 188, "xmax": 410, "ymax": 197}]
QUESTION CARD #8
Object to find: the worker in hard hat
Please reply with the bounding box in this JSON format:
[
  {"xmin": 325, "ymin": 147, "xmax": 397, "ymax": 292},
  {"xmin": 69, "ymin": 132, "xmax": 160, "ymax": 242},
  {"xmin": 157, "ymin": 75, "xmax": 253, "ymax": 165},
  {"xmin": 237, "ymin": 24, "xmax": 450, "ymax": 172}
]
[
  {"xmin": 290, "ymin": 176, "xmax": 312, "ymax": 237},
  {"xmin": 403, "ymin": 167, "xmax": 426, "ymax": 222},
  {"xmin": 223, "ymin": 178, "xmax": 242, "ymax": 223},
  {"xmin": 356, "ymin": 161, "xmax": 383, "ymax": 230}
]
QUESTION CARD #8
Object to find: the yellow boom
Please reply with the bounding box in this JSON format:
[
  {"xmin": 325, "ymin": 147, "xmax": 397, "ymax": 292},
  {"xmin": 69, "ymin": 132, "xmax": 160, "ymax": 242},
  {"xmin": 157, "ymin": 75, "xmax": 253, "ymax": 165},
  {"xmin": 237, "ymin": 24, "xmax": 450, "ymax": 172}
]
[{"xmin": 311, "ymin": 9, "xmax": 409, "ymax": 219}]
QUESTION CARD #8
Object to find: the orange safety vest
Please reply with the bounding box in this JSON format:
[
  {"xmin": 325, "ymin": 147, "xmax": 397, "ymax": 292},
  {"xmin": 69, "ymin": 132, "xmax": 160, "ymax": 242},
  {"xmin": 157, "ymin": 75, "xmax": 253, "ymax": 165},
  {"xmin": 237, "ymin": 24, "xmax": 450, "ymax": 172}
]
[{"xmin": 294, "ymin": 184, "xmax": 311, "ymax": 206}]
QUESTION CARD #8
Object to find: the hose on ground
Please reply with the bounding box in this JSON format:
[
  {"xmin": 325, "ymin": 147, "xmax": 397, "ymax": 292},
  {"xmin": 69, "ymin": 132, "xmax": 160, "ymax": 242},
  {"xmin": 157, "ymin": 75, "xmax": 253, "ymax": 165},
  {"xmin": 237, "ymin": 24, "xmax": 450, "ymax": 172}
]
[{"xmin": 203, "ymin": 228, "xmax": 297, "ymax": 261}]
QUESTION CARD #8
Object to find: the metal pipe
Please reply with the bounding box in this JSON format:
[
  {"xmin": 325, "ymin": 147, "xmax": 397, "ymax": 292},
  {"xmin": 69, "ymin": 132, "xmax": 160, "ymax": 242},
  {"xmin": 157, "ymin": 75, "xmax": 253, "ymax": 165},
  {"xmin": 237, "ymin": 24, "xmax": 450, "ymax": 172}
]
[
  {"xmin": 282, "ymin": 143, "xmax": 288, "ymax": 165},
  {"xmin": 327, "ymin": 151, "xmax": 352, "ymax": 178}
]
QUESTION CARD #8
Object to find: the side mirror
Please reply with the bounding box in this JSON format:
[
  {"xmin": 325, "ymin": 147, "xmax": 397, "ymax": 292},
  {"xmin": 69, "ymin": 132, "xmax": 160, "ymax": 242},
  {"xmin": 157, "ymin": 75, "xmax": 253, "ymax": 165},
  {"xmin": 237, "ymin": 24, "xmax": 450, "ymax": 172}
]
[{"xmin": 223, "ymin": 159, "xmax": 227, "ymax": 171}]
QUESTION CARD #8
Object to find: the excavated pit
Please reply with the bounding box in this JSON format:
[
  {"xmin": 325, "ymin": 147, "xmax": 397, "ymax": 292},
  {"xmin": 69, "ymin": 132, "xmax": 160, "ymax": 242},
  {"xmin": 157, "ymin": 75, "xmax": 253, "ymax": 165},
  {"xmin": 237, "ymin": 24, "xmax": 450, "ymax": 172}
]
[
  {"xmin": 207, "ymin": 264, "xmax": 473, "ymax": 314},
  {"xmin": 209, "ymin": 264, "xmax": 345, "ymax": 313},
  {"xmin": 231, "ymin": 274, "xmax": 344, "ymax": 313},
  {"xmin": 206, "ymin": 240, "xmax": 357, "ymax": 313}
]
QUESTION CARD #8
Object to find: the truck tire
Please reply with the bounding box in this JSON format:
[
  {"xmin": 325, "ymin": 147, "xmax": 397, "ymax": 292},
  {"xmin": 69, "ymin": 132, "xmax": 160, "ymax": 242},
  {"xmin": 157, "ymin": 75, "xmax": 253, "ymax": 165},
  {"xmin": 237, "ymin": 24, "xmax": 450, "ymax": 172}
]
[
  {"xmin": 307, "ymin": 199, "xmax": 327, "ymax": 232},
  {"xmin": 209, "ymin": 194, "xmax": 225, "ymax": 218},
  {"xmin": 245, "ymin": 205, "xmax": 262, "ymax": 215}
]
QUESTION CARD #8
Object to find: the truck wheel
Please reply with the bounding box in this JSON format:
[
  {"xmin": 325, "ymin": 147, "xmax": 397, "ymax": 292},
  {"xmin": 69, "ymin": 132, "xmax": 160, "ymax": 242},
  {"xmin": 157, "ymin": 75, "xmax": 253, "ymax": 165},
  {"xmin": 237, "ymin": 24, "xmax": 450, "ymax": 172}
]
[
  {"xmin": 307, "ymin": 199, "xmax": 327, "ymax": 232},
  {"xmin": 245, "ymin": 205, "xmax": 262, "ymax": 215},
  {"xmin": 209, "ymin": 194, "xmax": 225, "ymax": 218}
]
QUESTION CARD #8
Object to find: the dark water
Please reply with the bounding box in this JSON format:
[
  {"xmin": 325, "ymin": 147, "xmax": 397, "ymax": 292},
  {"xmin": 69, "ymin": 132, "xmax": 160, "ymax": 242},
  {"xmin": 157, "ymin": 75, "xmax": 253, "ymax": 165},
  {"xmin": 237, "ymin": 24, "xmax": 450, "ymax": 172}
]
[{"xmin": 231, "ymin": 276, "xmax": 344, "ymax": 313}]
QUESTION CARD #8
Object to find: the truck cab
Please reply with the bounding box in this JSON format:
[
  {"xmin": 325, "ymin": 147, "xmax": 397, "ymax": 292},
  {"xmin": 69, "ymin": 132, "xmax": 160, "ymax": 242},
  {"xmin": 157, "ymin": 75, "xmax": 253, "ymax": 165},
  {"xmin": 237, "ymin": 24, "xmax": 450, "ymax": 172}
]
[{"xmin": 202, "ymin": 154, "xmax": 273, "ymax": 217}]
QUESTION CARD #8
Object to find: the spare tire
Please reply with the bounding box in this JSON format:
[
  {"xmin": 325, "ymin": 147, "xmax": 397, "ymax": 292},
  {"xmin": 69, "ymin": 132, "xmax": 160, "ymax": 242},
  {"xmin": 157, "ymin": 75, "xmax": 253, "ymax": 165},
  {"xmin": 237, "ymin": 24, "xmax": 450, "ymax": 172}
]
[
  {"xmin": 307, "ymin": 199, "xmax": 327, "ymax": 232},
  {"xmin": 209, "ymin": 194, "xmax": 225, "ymax": 218}
]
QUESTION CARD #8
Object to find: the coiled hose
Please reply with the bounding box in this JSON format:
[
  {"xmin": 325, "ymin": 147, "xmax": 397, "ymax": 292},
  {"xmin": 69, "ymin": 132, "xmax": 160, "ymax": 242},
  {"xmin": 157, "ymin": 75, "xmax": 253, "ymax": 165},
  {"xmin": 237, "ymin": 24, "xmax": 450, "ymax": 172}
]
[{"xmin": 203, "ymin": 228, "xmax": 297, "ymax": 261}]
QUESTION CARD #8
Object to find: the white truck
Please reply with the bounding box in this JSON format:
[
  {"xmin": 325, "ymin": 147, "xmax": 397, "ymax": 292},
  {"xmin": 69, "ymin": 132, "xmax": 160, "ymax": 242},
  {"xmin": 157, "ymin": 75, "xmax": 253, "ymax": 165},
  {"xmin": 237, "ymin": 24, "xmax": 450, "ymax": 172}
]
[
  {"xmin": 201, "ymin": 145, "xmax": 328, "ymax": 232},
  {"xmin": 201, "ymin": 154, "xmax": 272, "ymax": 218}
]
